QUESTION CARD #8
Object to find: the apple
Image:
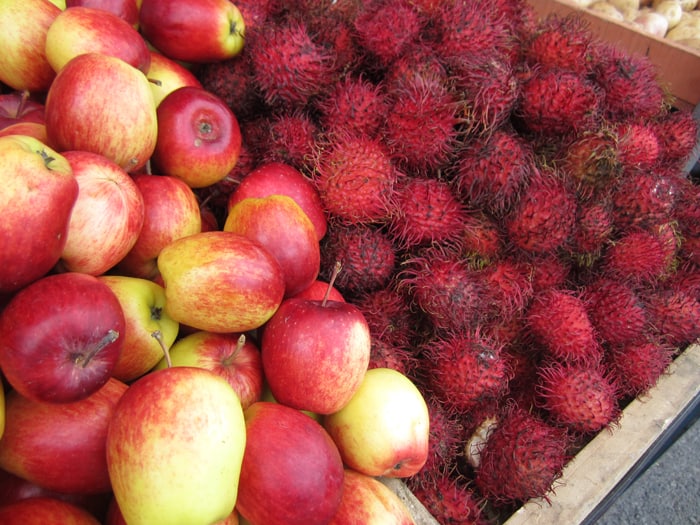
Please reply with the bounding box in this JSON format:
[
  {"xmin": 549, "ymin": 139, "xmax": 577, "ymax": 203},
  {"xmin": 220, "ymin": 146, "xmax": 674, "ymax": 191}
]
[
  {"xmin": 329, "ymin": 469, "xmax": 417, "ymax": 525},
  {"xmin": 98, "ymin": 274, "xmax": 179, "ymax": 382},
  {"xmin": 228, "ymin": 161, "xmax": 328, "ymax": 240},
  {"xmin": 0, "ymin": 378, "xmax": 128, "ymax": 495},
  {"xmin": 0, "ymin": 376, "xmax": 4, "ymax": 439},
  {"xmin": 44, "ymin": 52, "xmax": 158, "ymax": 173},
  {"xmin": 0, "ymin": 0, "xmax": 60, "ymax": 92},
  {"xmin": 0, "ymin": 272, "xmax": 126, "ymax": 404},
  {"xmin": 145, "ymin": 50, "xmax": 203, "ymax": 107},
  {"xmin": 0, "ymin": 91, "xmax": 45, "ymax": 130},
  {"xmin": 0, "ymin": 497, "xmax": 102, "ymax": 525},
  {"xmin": 106, "ymin": 367, "xmax": 247, "ymax": 525},
  {"xmin": 116, "ymin": 173, "xmax": 202, "ymax": 280},
  {"xmin": 292, "ymin": 279, "xmax": 346, "ymax": 302},
  {"xmin": 0, "ymin": 135, "xmax": 78, "ymax": 294},
  {"xmin": 104, "ymin": 496, "xmax": 241, "ymax": 525},
  {"xmin": 236, "ymin": 401, "xmax": 345, "ymax": 525},
  {"xmin": 139, "ymin": 0, "xmax": 245, "ymax": 63},
  {"xmin": 57, "ymin": 150, "xmax": 145, "ymax": 276},
  {"xmin": 45, "ymin": 6, "xmax": 151, "ymax": 73},
  {"xmin": 153, "ymin": 331, "xmax": 263, "ymax": 410},
  {"xmin": 0, "ymin": 121, "xmax": 49, "ymax": 143},
  {"xmin": 151, "ymin": 86, "xmax": 242, "ymax": 188},
  {"xmin": 323, "ymin": 367, "xmax": 430, "ymax": 478},
  {"xmin": 157, "ymin": 231, "xmax": 285, "ymax": 333},
  {"xmin": 65, "ymin": 0, "xmax": 139, "ymax": 28},
  {"xmin": 224, "ymin": 195, "xmax": 321, "ymax": 297}
]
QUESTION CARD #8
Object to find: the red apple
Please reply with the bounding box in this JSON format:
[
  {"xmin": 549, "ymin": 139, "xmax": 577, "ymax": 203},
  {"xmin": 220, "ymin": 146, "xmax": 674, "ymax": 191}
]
[
  {"xmin": 58, "ymin": 150, "xmax": 145, "ymax": 276},
  {"xmin": 0, "ymin": 135, "xmax": 78, "ymax": 294},
  {"xmin": 0, "ymin": 272, "xmax": 126, "ymax": 404},
  {"xmin": 0, "ymin": 378, "xmax": 128, "ymax": 495},
  {"xmin": 0, "ymin": 497, "xmax": 102, "ymax": 525},
  {"xmin": 44, "ymin": 52, "xmax": 158, "ymax": 172},
  {"xmin": 291, "ymin": 279, "xmax": 346, "ymax": 303},
  {"xmin": 0, "ymin": 91, "xmax": 45, "ymax": 130},
  {"xmin": 228, "ymin": 161, "xmax": 327, "ymax": 240},
  {"xmin": 116, "ymin": 173, "xmax": 202, "ymax": 280},
  {"xmin": 151, "ymin": 86, "xmax": 242, "ymax": 188},
  {"xmin": 145, "ymin": 51, "xmax": 203, "ymax": 107},
  {"xmin": 65, "ymin": 0, "xmax": 139, "ymax": 28},
  {"xmin": 236, "ymin": 402, "xmax": 345, "ymax": 525},
  {"xmin": 45, "ymin": 6, "xmax": 151, "ymax": 73},
  {"xmin": 224, "ymin": 195, "xmax": 321, "ymax": 297},
  {"xmin": 139, "ymin": 0, "xmax": 245, "ymax": 63},
  {"xmin": 0, "ymin": 121, "xmax": 49, "ymax": 144},
  {"xmin": 0, "ymin": 0, "xmax": 60, "ymax": 92}
]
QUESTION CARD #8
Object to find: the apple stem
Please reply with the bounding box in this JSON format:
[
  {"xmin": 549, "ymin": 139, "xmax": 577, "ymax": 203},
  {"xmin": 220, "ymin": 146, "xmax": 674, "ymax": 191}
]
[
  {"xmin": 322, "ymin": 261, "xmax": 342, "ymax": 307},
  {"xmin": 17, "ymin": 90, "xmax": 30, "ymax": 118},
  {"xmin": 223, "ymin": 334, "xmax": 246, "ymax": 366},
  {"xmin": 151, "ymin": 330, "xmax": 172, "ymax": 368},
  {"xmin": 74, "ymin": 329, "xmax": 119, "ymax": 368}
]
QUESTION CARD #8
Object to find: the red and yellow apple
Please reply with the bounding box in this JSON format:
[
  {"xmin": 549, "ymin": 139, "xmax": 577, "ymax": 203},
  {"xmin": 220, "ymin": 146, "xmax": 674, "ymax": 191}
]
[
  {"xmin": 145, "ymin": 50, "xmax": 203, "ymax": 107},
  {"xmin": 0, "ymin": 497, "xmax": 102, "ymax": 525},
  {"xmin": 65, "ymin": 0, "xmax": 139, "ymax": 28}
]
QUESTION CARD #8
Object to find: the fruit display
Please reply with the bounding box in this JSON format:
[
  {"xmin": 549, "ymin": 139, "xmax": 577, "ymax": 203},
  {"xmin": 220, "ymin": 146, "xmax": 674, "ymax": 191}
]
[{"xmin": 0, "ymin": 0, "xmax": 699, "ymax": 524}]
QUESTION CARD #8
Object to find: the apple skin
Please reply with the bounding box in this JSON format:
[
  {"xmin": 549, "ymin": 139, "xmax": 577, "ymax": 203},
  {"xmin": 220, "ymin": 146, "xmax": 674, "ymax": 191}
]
[
  {"xmin": 291, "ymin": 279, "xmax": 346, "ymax": 302},
  {"xmin": 145, "ymin": 51, "xmax": 203, "ymax": 107},
  {"xmin": 58, "ymin": 150, "xmax": 145, "ymax": 276},
  {"xmin": 224, "ymin": 195, "xmax": 321, "ymax": 297},
  {"xmin": 0, "ymin": 272, "xmax": 126, "ymax": 404},
  {"xmin": 0, "ymin": 91, "xmax": 45, "ymax": 130},
  {"xmin": 44, "ymin": 52, "xmax": 158, "ymax": 173},
  {"xmin": 139, "ymin": 0, "xmax": 245, "ymax": 63},
  {"xmin": 261, "ymin": 296, "xmax": 371, "ymax": 415},
  {"xmin": 329, "ymin": 469, "xmax": 417, "ymax": 525},
  {"xmin": 153, "ymin": 331, "xmax": 263, "ymax": 410},
  {"xmin": 0, "ymin": 497, "xmax": 102, "ymax": 525},
  {"xmin": 0, "ymin": 135, "xmax": 78, "ymax": 294},
  {"xmin": 323, "ymin": 368, "xmax": 430, "ymax": 478},
  {"xmin": 151, "ymin": 86, "xmax": 242, "ymax": 188},
  {"xmin": 45, "ymin": 6, "xmax": 151, "ymax": 73},
  {"xmin": 0, "ymin": 121, "xmax": 49, "ymax": 143},
  {"xmin": 98, "ymin": 274, "xmax": 179, "ymax": 382},
  {"xmin": 65, "ymin": 0, "xmax": 139, "ymax": 28},
  {"xmin": 116, "ymin": 173, "xmax": 202, "ymax": 280},
  {"xmin": 157, "ymin": 231, "xmax": 286, "ymax": 333},
  {"xmin": 228, "ymin": 161, "xmax": 328, "ymax": 240},
  {"xmin": 106, "ymin": 367, "xmax": 247, "ymax": 525},
  {"xmin": 236, "ymin": 401, "xmax": 345, "ymax": 525},
  {"xmin": 0, "ymin": 0, "xmax": 60, "ymax": 92},
  {"xmin": 0, "ymin": 377, "xmax": 128, "ymax": 495}
]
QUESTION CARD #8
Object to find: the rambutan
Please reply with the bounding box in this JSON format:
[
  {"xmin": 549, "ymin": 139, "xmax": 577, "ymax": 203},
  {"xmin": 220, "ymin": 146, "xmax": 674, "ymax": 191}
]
[
  {"xmin": 606, "ymin": 340, "xmax": 674, "ymax": 398},
  {"xmin": 527, "ymin": 254, "xmax": 573, "ymax": 293},
  {"xmin": 570, "ymin": 197, "xmax": 615, "ymax": 265},
  {"xmin": 555, "ymin": 128, "xmax": 621, "ymax": 196},
  {"xmin": 601, "ymin": 226, "xmax": 677, "ymax": 285},
  {"xmin": 611, "ymin": 171, "xmax": 678, "ymax": 230},
  {"xmin": 388, "ymin": 176, "xmax": 469, "ymax": 249},
  {"xmin": 458, "ymin": 211, "xmax": 505, "ymax": 264},
  {"xmin": 352, "ymin": 284, "xmax": 418, "ymax": 349},
  {"xmin": 312, "ymin": 132, "xmax": 398, "ymax": 223},
  {"xmin": 305, "ymin": 4, "xmax": 364, "ymax": 74},
  {"xmin": 479, "ymin": 257, "xmax": 535, "ymax": 320},
  {"xmin": 536, "ymin": 361, "xmax": 621, "ymax": 435},
  {"xmin": 526, "ymin": 288, "xmax": 603, "ymax": 364},
  {"xmin": 615, "ymin": 120, "xmax": 661, "ymax": 170},
  {"xmin": 653, "ymin": 108, "xmax": 699, "ymax": 168},
  {"xmin": 382, "ymin": 41, "xmax": 449, "ymax": 91},
  {"xmin": 473, "ymin": 406, "xmax": 571, "ymax": 506},
  {"xmin": 410, "ymin": 473, "xmax": 488, "ymax": 525},
  {"xmin": 233, "ymin": 0, "xmax": 272, "ymax": 33},
  {"xmin": 258, "ymin": 108, "xmax": 320, "ymax": 171},
  {"xmin": 367, "ymin": 337, "xmax": 418, "ymax": 376},
  {"xmin": 643, "ymin": 286, "xmax": 700, "ymax": 347},
  {"xmin": 523, "ymin": 13, "xmax": 595, "ymax": 75}
]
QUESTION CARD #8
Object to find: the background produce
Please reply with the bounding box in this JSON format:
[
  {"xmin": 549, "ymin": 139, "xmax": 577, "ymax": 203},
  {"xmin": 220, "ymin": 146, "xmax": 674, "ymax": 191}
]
[{"xmin": 0, "ymin": 0, "xmax": 699, "ymax": 524}]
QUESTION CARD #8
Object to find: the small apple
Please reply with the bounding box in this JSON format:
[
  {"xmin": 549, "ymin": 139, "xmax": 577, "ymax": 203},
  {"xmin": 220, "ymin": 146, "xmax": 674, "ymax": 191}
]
[
  {"xmin": 0, "ymin": 91, "xmax": 45, "ymax": 130},
  {"xmin": 157, "ymin": 231, "xmax": 285, "ymax": 333},
  {"xmin": 0, "ymin": 134, "xmax": 78, "ymax": 294},
  {"xmin": 0, "ymin": 0, "xmax": 60, "ymax": 92},
  {"xmin": 139, "ymin": 0, "xmax": 245, "ymax": 63},
  {"xmin": 44, "ymin": 52, "xmax": 158, "ymax": 172},
  {"xmin": 151, "ymin": 86, "xmax": 242, "ymax": 188},
  {"xmin": 0, "ymin": 497, "xmax": 102, "ymax": 525},
  {"xmin": 45, "ymin": 6, "xmax": 151, "ymax": 73},
  {"xmin": 153, "ymin": 331, "xmax": 263, "ymax": 410},
  {"xmin": 224, "ymin": 195, "xmax": 321, "ymax": 297},
  {"xmin": 106, "ymin": 367, "xmax": 247, "ymax": 525},
  {"xmin": 145, "ymin": 50, "xmax": 203, "ymax": 107},
  {"xmin": 98, "ymin": 274, "xmax": 179, "ymax": 382},
  {"xmin": 236, "ymin": 402, "xmax": 345, "ymax": 525},
  {"xmin": 0, "ymin": 121, "xmax": 49, "ymax": 143},
  {"xmin": 323, "ymin": 367, "xmax": 430, "ymax": 478},
  {"xmin": 116, "ymin": 173, "xmax": 202, "ymax": 280},
  {"xmin": 0, "ymin": 378, "xmax": 128, "ymax": 495},
  {"xmin": 65, "ymin": 0, "xmax": 139, "ymax": 28},
  {"xmin": 58, "ymin": 150, "xmax": 145, "ymax": 276},
  {"xmin": 0, "ymin": 272, "xmax": 126, "ymax": 404},
  {"xmin": 228, "ymin": 161, "xmax": 328, "ymax": 240}
]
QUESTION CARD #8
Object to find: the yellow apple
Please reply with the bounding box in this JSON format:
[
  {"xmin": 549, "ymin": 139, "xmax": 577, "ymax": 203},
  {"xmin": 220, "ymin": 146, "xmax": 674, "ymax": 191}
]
[{"xmin": 145, "ymin": 50, "xmax": 203, "ymax": 107}]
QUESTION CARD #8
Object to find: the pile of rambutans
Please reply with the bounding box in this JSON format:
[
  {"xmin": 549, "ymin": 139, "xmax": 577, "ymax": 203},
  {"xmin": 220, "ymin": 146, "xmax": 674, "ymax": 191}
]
[{"xmin": 193, "ymin": 0, "xmax": 700, "ymax": 523}]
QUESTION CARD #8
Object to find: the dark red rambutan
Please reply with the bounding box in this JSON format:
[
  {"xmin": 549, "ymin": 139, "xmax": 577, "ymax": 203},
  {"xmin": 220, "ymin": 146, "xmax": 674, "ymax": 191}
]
[
  {"xmin": 516, "ymin": 67, "xmax": 603, "ymax": 137},
  {"xmin": 382, "ymin": 74, "xmax": 462, "ymax": 173},
  {"xmin": 523, "ymin": 13, "xmax": 595, "ymax": 75},
  {"xmin": 458, "ymin": 211, "xmax": 504, "ymax": 264},
  {"xmin": 352, "ymin": 284, "xmax": 418, "ymax": 349},
  {"xmin": 387, "ymin": 176, "xmax": 469, "ymax": 249},
  {"xmin": 502, "ymin": 346, "xmax": 541, "ymax": 409},
  {"xmin": 615, "ymin": 120, "xmax": 661, "ymax": 170},
  {"xmin": 611, "ymin": 171, "xmax": 678, "ymax": 231},
  {"xmin": 422, "ymin": 330, "xmax": 510, "ymax": 414},
  {"xmin": 570, "ymin": 197, "xmax": 615, "ymax": 266},
  {"xmin": 582, "ymin": 277, "xmax": 648, "ymax": 346},
  {"xmin": 319, "ymin": 222, "xmax": 397, "ymax": 297},
  {"xmin": 248, "ymin": 18, "xmax": 338, "ymax": 109},
  {"xmin": 653, "ymin": 108, "xmax": 699, "ymax": 168},
  {"xmin": 606, "ymin": 340, "xmax": 674, "ymax": 398},
  {"xmin": 382, "ymin": 41, "xmax": 449, "ymax": 91},
  {"xmin": 556, "ymin": 128, "xmax": 621, "ymax": 196},
  {"xmin": 452, "ymin": 127, "xmax": 534, "ymax": 215},
  {"xmin": 479, "ymin": 257, "xmax": 535, "ymax": 319},
  {"xmin": 367, "ymin": 337, "xmax": 418, "ymax": 377},
  {"xmin": 257, "ymin": 108, "xmax": 320, "ymax": 171},
  {"xmin": 410, "ymin": 473, "xmax": 488, "ymax": 525},
  {"xmin": 473, "ymin": 406, "xmax": 571, "ymax": 506},
  {"xmin": 305, "ymin": 4, "xmax": 364, "ymax": 74},
  {"xmin": 643, "ymin": 286, "xmax": 700, "ymax": 347},
  {"xmin": 527, "ymin": 254, "xmax": 573, "ymax": 293},
  {"xmin": 312, "ymin": 132, "xmax": 398, "ymax": 223},
  {"xmin": 674, "ymin": 178, "xmax": 700, "ymax": 266},
  {"xmin": 504, "ymin": 166, "xmax": 577, "ymax": 254},
  {"xmin": 526, "ymin": 288, "xmax": 603, "ymax": 364},
  {"xmin": 482, "ymin": 311, "xmax": 528, "ymax": 350},
  {"xmin": 233, "ymin": 0, "xmax": 272, "ymax": 32}
]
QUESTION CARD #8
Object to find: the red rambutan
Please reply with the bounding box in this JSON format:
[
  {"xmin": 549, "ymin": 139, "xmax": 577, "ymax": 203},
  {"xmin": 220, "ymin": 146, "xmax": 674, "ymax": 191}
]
[
  {"xmin": 479, "ymin": 257, "xmax": 535, "ymax": 319},
  {"xmin": 382, "ymin": 41, "xmax": 449, "ymax": 91},
  {"xmin": 352, "ymin": 284, "xmax": 418, "ymax": 349},
  {"xmin": 410, "ymin": 473, "xmax": 488, "ymax": 525},
  {"xmin": 644, "ymin": 286, "xmax": 700, "ymax": 347},
  {"xmin": 367, "ymin": 337, "xmax": 418, "ymax": 377},
  {"xmin": 458, "ymin": 211, "xmax": 505, "ymax": 264},
  {"xmin": 258, "ymin": 108, "xmax": 320, "ymax": 171},
  {"xmin": 570, "ymin": 197, "xmax": 615, "ymax": 266},
  {"xmin": 606, "ymin": 340, "xmax": 674, "ymax": 398},
  {"xmin": 653, "ymin": 108, "xmax": 699, "ymax": 168},
  {"xmin": 601, "ymin": 226, "xmax": 677, "ymax": 285},
  {"xmin": 527, "ymin": 254, "xmax": 573, "ymax": 293},
  {"xmin": 556, "ymin": 128, "xmax": 621, "ymax": 196},
  {"xmin": 615, "ymin": 120, "xmax": 661, "ymax": 170},
  {"xmin": 524, "ymin": 13, "xmax": 595, "ymax": 75},
  {"xmin": 611, "ymin": 171, "xmax": 678, "ymax": 230}
]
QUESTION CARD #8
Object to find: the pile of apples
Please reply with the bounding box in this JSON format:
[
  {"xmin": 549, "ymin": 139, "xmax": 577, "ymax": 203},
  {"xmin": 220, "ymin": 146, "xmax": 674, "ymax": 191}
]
[{"xmin": 0, "ymin": 0, "xmax": 433, "ymax": 524}]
